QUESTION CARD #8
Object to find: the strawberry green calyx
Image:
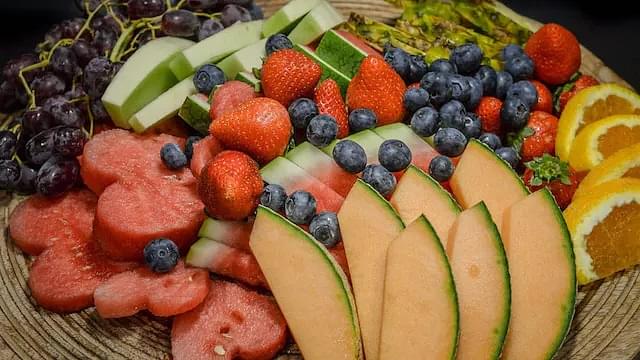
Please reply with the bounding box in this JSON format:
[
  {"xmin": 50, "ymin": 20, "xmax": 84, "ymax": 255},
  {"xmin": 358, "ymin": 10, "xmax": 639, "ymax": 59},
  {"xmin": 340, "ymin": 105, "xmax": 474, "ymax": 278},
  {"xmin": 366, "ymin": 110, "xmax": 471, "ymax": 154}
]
[{"xmin": 525, "ymin": 154, "xmax": 572, "ymax": 186}]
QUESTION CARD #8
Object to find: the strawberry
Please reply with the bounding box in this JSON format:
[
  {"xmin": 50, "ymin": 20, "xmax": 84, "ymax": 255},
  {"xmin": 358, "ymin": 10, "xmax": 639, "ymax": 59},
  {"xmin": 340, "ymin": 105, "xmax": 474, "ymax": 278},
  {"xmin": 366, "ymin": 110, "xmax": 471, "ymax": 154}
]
[
  {"xmin": 522, "ymin": 154, "xmax": 580, "ymax": 209},
  {"xmin": 209, "ymin": 80, "xmax": 258, "ymax": 121},
  {"xmin": 210, "ymin": 97, "xmax": 292, "ymax": 164},
  {"xmin": 520, "ymin": 111, "xmax": 559, "ymax": 162},
  {"xmin": 346, "ymin": 56, "xmax": 406, "ymax": 126},
  {"xmin": 261, "ymin": 49, "xmax": 322, "ymax": 107},
  {"xmin": 530, "ymin": 80, "xmax": 553, "ymax": 113},
  {"xmin": 555, "ymin": 74, "xmax": 599, "ymax": 113},
  {"xmin": 314, "ymin": 79, "xmax": 349, "ymax": 138},
  {"xmin": 475, "ymin": 96, "xmax": 503, "ymax": 134},
  {"xmin": 198, "ymin": 151, "xmax": 263, "ymax": 220},
  {"xmin": 524, "ymin": 23, "xmax": 581, "ymax": 85}
]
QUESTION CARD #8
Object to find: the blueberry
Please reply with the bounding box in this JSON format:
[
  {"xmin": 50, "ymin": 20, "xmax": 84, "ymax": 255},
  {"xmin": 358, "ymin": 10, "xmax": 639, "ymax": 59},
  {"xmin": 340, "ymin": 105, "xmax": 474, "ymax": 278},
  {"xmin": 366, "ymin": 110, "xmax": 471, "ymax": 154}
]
[
  {"xmin": 500, "ymin": 97, "xmax": 530, "ymax": 131},
  {"xmin": 306, "ymin": 114, "xmax": 338, "ymax": 147},
  {"xmin": 474, "ymin": 65, "xmax": 497, "ymax": 96},
  {"xmin": 501, "ymin": 44, "xmax": 524, "ymax": 61},
  {"xmin": 361, "ymin": 164, "xmax": 396, "ymax": 196},
  {"xmin": 496, "ymin": 147, "xmax": 520, "ymax": 169},
  {"xmin": 184, "ymin": 136, "xmax": 201, "ymax": 160},
  {"xmin": 420, "ymin": 72, "xmax": 451, "ymax": 107},
  {"xmin": 378, "ymin": 139, "xmax": 412, "ymax": 172},
  {"xmin": 439, "ymin": 100, "xmax": 466, "ymax": 131},
  {"xmin": 265, "ymin": 33, "xmax": 293, "ymax": 56},
  {"xmin": 260, "ymin": 184, "xmax": 287, "ymax": 212},
  {"xmin": 504, "ymin": 55, "xmax": 534, "ymax": 81},
  {"xmin": 506, "ymin": 80, "xmax": 538, "ymax": 108},
  {"xmin": 466, "ymin": 77, "xmax": 483, "ymax": 110},
  {"xmin": 430, "ymin": 58, "xmax": 457, "ymax": 74},
  {"xmin": 434, "ymin": 127, "xmax": 467, "ymax": 157},
  {"xmin": 429, "ymin": 155, "xmax": 455, "ymax": 182},
  {"xmin": 333, "ymin": 140, "xmax": 367, "ymax": 174},
  {"xmin": 461, "ymin": 113, "xmax": 482, "ymax": 139},
  {"xmin": 410, "ymin": 106, "xmax": 440, "ymax": 137},
  {"xmin": 404, "ymin": 87, "xmax": 429, "ymax": 114},
  {"xmin": 160, "ymin": 143, "xmax": 188, "ymax": 169},
  {"xmin": 407, "ymin": 55, "xmax": 429, "ymax": 84},
  {"xmin": 495, "ymin": 71, "xmax": 514, "ymax": 100},
  {"xmin": 384, "ymin": 46, "xmax": 411, "ymax": 81},
  {"xmin": 193, "ymin": 64, "xmax": 226, "ymax": 94},
  {"xmin": 309, "ymin": 212, "xmax": 341, "ymax": 248},
  {"xmin": 143, "ymin": 238, "xmax": 179, "ymax": 273},
  {"xmin": 478, "ymin": 132, "xmax": 502, "ymax": 150},
  {"xmin": 450, "ymin": 43, "xmax": 483, "ymax": 74},
  {"xmin": 288, "ymin": 98, "xmax": 318, "ymax": 130},
  {"xmin": 348, "ymin": 108, "xmax": 377, "ymax": 133},
  {"xmin": 448, "ymin": 74, "xmax": 471, "ymax": 104},
  {"xmin": 285, "ymin": 190, "xmax": 317, "ymax": 224}
]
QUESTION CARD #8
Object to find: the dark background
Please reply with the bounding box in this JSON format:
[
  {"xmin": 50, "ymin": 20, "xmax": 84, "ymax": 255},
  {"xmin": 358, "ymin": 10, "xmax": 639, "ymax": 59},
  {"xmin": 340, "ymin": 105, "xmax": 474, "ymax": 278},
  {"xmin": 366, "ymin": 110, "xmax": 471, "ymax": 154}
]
[{"xmin": 0, "ymin": 0, "xmax": 638, "ymax": 88}]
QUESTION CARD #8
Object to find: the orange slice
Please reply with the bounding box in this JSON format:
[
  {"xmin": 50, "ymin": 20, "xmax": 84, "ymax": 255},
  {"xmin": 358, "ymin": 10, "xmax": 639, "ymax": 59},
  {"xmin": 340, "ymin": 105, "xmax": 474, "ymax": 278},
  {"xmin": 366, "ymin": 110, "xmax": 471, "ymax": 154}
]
[
  {"xmin": 556, "ymin": 84, "xmax": 640, "ymax": 161},
  {"xmin": 564, "ymin": 178, "xmax": 640, "ymax": 284},
  {"xmin": 574, "ymin": 143, "xmax": 640, "ymax": 199}
]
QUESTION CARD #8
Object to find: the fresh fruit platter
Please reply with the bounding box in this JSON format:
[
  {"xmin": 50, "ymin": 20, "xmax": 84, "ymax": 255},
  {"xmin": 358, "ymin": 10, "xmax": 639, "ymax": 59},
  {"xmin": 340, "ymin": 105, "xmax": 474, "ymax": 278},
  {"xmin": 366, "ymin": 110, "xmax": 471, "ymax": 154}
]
[{"xmin": 1, "ymin": 0, "xmax": 639, "ymax": 359}]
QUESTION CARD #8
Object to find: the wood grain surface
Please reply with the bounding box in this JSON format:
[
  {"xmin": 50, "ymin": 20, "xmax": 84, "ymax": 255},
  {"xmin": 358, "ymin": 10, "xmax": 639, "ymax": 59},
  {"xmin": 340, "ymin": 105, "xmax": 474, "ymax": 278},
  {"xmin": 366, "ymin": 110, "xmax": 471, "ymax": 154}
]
[{"xmin": 1, "ymin": 1, "xmax": 637, "ymax": 359}]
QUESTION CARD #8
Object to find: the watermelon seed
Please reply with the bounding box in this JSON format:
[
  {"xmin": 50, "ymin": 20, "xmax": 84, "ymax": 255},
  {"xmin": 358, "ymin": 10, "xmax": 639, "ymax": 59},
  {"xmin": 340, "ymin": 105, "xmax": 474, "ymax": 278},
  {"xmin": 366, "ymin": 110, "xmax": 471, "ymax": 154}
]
[{"xmin": 214, "ymin": 345, "xmax": 226, "ymax": 355}]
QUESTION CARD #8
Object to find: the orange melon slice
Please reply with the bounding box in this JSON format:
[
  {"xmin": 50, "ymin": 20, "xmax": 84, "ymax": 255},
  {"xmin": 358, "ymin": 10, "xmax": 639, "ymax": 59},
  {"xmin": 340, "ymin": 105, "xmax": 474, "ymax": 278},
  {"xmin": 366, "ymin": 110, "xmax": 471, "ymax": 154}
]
[
  {"xmin": 446, "ymin": 202, "xmax": 510, "ymax": 360},
  {"xmin": 501, "ymin": 189, "xmax": 576, "ymax": 360},
  {"xmin": 451, "ymin": 139, "xmax": 528, "ymax": 228},
  {"xmin": 379, "ymin": 215, "xmax": 459, "ymax": 360},
  {"xmin": 390, "ymin": 165, "xmax": 461, "ymax": 243}
]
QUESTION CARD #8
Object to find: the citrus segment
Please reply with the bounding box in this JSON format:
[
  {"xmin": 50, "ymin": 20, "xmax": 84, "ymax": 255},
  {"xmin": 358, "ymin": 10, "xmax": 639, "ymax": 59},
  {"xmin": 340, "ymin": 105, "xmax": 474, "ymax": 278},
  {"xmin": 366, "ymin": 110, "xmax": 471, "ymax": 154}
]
[
  {"xmin": 564, "ymin": 178, "xmax": 640, "ymax": 284},
  {"xmin": 574, "ymin": 143, "xmax": 640, "ymax": 199},
  {"xmin": 556, "ymin": 84, "xmax": 640, "ymax": 160},
  {"xmin": 568, "ymin": 115, "xmax": 640, "ymax": 171}
]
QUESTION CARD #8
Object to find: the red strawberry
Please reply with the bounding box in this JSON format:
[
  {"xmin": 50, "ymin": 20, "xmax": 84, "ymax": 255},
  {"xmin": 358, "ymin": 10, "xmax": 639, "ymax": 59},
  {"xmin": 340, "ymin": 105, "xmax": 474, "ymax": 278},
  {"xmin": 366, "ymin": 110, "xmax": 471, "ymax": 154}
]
[
  {"xmin": 521, "ymin": 111, "xmax": 559, "ymax": 162},
  {"xmin": 314, "ymin": 79, "xmax": 349, "ymax": 138},
  {"xmin": 210, "ymin": 97, "xmax": 292, "ymax": 164},
  {"xmin": 346, "ymin": 56, "xmax": 406, "ymax": 125},
  {"xmin": 556, "ymin": 74, "xmax": 599, "ymax": 113},
  {"xmin": 198, "ymin": 151, "xmax": 263, "ymax": 221},
  {"xmin": 530, "ymin": 80, "xmax": 553, "ymax": 113},
  {"xmin": 209, "ymin": 80, "xmax": 258, "ymax": 121},
  {"xmin": 522, "ymin": 154, "xmax": 580, "ymax": 209},
  {"xmin": 475, "ymin": 96, "xmax": 503, "ymax": 134},
  {"xmin": 261, "ymin": 49, "xmax": 322, "ymax": 107}
]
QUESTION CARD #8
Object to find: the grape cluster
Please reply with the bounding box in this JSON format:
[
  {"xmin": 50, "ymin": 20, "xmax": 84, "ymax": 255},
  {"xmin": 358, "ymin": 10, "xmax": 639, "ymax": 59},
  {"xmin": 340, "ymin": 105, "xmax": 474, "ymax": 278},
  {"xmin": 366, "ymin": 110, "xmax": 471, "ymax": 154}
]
[{"xmin": 0, "ymin": 0, "xmax": 263, "ymax": 196}]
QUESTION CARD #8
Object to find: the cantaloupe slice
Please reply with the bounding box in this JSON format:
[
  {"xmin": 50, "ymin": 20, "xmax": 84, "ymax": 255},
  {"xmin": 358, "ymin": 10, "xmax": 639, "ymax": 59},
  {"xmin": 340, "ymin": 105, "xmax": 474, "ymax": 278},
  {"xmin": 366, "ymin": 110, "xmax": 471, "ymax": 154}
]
[
  {"xmin": 390, "ymin": 165, "xmax": 460, "ymax": 243},
  {"xmin": 450, "ymin": 139, "xmax": 528, "ymax": 228},
  {"xmin": 338, "ymin": 180, "xmax": 405, "ymax": 360},
  {"xmin": 250, "ymin": 206, "xmax": 363, "ymax": 360},
  {"xmin": 379, "ymin": 215, "xmax": 459, "ymax": 360},
  {"xmin": 501, "ymin": 189, "xmax": 576, "ymax": 360},
  {"xmin": 446, "ymin": 202, "xmax": 510, "ymax": 360}
]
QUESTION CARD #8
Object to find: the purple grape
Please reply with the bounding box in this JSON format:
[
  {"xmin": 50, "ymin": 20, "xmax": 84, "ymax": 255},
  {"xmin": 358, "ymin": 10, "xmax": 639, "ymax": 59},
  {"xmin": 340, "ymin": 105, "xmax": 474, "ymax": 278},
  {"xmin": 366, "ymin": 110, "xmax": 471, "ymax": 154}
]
[
  {"xmin": 99, "ymin": 14, "xmax": 125, "ymax": 35},
  {"xmin": 61, "ymin": 18, "xmax": 86, "ymax": 39},
  {"xmin": 83, "ymin": 57, "xmax": 114, "ymax": 98},
  {"xmin": 16, "ymin": 164, "xmax": 37, "ymax": 194},
  {"xmin": 221, "ymin": 4, "xmax": 251, "ymax": 27},
  {"xmin": 186, "ymin": 0, "xmax": 219, "ymax": 10},
  {"xmin": 53, "ymin": 126, "xmax": 86, "ymax": 156},
  {"xmin": 0, "ymin": 81, "xmax": 20, "ymax": 113},
  {"xmin": 93, "ymin": 28, "xmax": 118, "ymax": 55},
  {"xmin": 42, "ymin": 95, "xmax": 68, "ymax": 113},
  {"xmin": 128, "ymin": 0, "xmax": 167, "ymax": 20},
  {"xmin": 72, "ymin": 39, "xmax": 99, "ymax": 67},
  {"xmin": 0, "ymin": 160, "xmax": 20, "ymax": 190},
  {"xmin": 49, "ymin": 46, "xmax": 79, "ymax": 81},
  {"xmin": 24, "ymin": 129, "xmax": 55, "ymax": 166},
  {"xmin": 2, "ymin": 53, "xmax": 40, "ymax": 86},
  {"xmin": 30, "ymin": 73, "xmax": 67, "ymax": 104},
  {"xmin": 198, "ymin": 19, "xmax": 224, "ymax": 41},
  {"xmin": 222, "ymin": 0, "xmax": 252, "ymax": 6},
  {"xmin": 44, "ymin": 23, "xmax": 64, "ymax": 49},
  {"xmin": 90, "ymin": 99, "xmax": 110, "ymax": 122},
  {"xmin": 36, "ymin": 155, "xmax": 80, "ymax": 196},
  {"xmin": 48, "ymin": 101, "xmax": 85, "ymax": 128},
  {"xmin": 0, "ymin": 131, "xmax": 17, "ymax": 160},
  {"xmin": 162, "ymin": 10, "xmax": 200, "ymax": 38},
  {"xmin": 247, "ymin": 2, "xmax": 263, "ymax": 20},
  {"xmin": 64, "ymin": 85, "xmax": 87, "ymax": 100},
  {"xmin": 22, "ymin": 108, "xmax": 56, "ymax": 136}
]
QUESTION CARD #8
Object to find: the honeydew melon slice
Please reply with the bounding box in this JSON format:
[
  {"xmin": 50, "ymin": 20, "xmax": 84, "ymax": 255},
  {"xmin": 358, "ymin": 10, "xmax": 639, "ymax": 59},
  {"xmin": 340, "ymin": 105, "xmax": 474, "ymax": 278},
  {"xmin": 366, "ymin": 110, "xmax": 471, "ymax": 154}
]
[
  {"xmin": 261, "ymin": 0, "xmax": 321, "ymax": 37},
  {"xmin": 217, "ymin": 38, "xmax": 268, "ymax": 80},
  {"xmin": 288, "ymin": 1, "xmax": 345, "ymax": 45}
]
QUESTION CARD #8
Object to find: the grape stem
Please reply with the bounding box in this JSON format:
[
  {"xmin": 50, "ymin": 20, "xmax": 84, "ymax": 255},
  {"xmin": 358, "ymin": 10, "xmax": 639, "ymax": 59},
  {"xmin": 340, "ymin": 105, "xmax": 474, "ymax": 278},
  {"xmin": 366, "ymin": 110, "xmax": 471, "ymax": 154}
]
[
  {"xmin": 193, "ymin": 12, "xmax": 221, "ymax": 19},
  {"xmin": 74, "ymin": 1, "xmax": 108, "ymax": 41},
  {"xmin": 172, "ymin": 0, "xmax": 187, "ymax": 10}
]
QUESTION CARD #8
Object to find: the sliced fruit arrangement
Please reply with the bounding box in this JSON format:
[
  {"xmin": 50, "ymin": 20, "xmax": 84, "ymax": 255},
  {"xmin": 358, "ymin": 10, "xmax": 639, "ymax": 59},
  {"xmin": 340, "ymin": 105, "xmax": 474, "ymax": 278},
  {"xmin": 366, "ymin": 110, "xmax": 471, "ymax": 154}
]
[{"xmin": 574, "ymin": 143, "xmax": 640, "ymax": 199}]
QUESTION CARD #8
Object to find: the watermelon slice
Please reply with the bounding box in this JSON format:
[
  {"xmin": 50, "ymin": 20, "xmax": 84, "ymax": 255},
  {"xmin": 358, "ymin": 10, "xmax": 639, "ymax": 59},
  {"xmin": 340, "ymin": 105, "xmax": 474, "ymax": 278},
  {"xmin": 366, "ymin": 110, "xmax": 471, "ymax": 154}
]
[
  {"xmin": 94, "ymin": 261, "xmax": 210, "ymax": 318},
  {"xmin": 178, "ymin": 93, "xmax": 211, "ymax": 135},
  {"xmin": 373, "ymin": 123, "xmax": 439, "ymax": 173},
  {"xmin": 286, "ymin": 141, "xmax": 357, "ymax": 197},
  {"xmin": 9, "ymin": 189, "xmax": 97, "ymax": 256},
  {"xmin": 260, "ymin": 156, "xmax": 344, "ymax": 212},
  {"xmin": 198, "ymin": 217, "xmax": 253, "ymax": 251},
  {"xmin": 190, "ymin": 135, "xmax": 224, "ymax": 178},
  {"xmin": 28, "ymin": 236, "xmax": 137, "ymax": 313},
  {"xmin": 187, "ymin": 238, "xmax": 268, "ymax": 289},
  {"xmin": 171, "ymin": 280, "xmax": 287, "ymax": 360}
]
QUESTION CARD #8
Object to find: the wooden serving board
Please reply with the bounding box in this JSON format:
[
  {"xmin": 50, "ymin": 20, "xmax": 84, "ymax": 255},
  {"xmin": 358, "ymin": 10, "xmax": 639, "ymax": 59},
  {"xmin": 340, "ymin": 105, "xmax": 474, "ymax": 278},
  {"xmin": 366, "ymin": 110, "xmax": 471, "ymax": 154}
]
[{"xmin": 0, "ymin": 1, "xmax": 637, "ymax": 359}]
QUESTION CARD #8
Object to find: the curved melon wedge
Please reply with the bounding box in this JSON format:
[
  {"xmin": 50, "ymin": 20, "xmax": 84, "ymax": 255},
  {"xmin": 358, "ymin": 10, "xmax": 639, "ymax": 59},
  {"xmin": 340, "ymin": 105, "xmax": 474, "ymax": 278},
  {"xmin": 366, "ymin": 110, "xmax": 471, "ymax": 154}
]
[
  {"xmin": 250, "ymin": 206, "xmax": 363, "ymax": 360},
  {"xmin": 391, "ymin": 165, "xmax": 460, "ymax": 243},
  {"xmin": 446, "ymin": 202, "xmax": 510, "ymax": 360},
  {"xmin": 338, "ymin": 180, "xmax": 405, "ymax": 360},
  {"xmin": 379, "ymin": 215, "xmax": 459, "ymax": 360},
  {"xmin": 501, "ymin": 189, "xmax": 576, "ymax": 360},
  {"xmin": 450, "ymin": 139, "xmax": 528, "ymax": 228}
]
